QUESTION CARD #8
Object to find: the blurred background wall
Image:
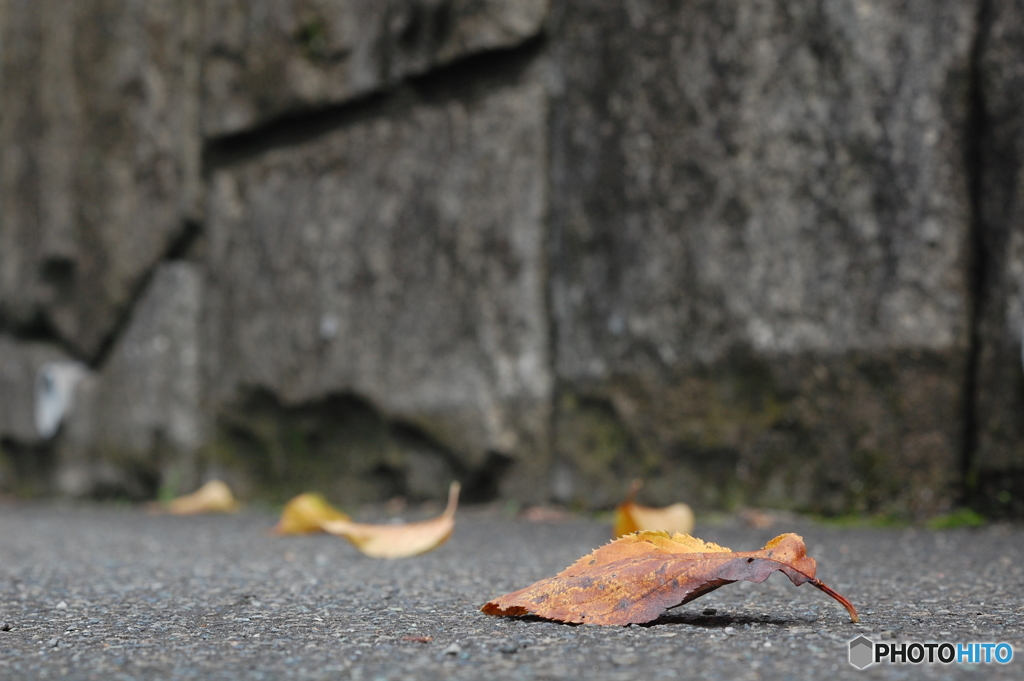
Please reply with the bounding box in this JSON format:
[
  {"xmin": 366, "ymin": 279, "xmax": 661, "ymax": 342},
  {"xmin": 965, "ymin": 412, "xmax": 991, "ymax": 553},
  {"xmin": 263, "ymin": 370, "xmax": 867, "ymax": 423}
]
[{"xmin": 1, "ymin": 0, "xmax": 1022, "ymax": 518}]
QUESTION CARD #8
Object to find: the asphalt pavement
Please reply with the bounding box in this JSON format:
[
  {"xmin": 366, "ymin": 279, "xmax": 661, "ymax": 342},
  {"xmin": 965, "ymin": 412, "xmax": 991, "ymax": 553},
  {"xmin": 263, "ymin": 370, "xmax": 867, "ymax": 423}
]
[{"xmin": 0, "ymin": 502, "xmax": 1021, "ymax": 680}]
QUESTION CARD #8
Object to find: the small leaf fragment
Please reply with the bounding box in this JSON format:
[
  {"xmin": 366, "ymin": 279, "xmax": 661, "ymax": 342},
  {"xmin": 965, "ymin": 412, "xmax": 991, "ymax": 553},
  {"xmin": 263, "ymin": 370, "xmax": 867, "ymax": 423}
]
[
  {"xmin": 162, "ymin": 480, "xmax": 239, "ymax": 515},
  {"xmin": 482, "ymin": 531, "xmax": 858, "ymax": 625},
  {"xmin": 273, "ymin": 493, "xmax": 351, "ymax": 535},
  {"xmin": 319, "ymin": 482, "xmax": 460, "ymax": 559},
  {"xmin": 739, "ymin": 508, "xmax": 776, "ymax": 529},
  {"xmin": 613, "ymin": 479, "xmax": 694, "ymax": 538}
]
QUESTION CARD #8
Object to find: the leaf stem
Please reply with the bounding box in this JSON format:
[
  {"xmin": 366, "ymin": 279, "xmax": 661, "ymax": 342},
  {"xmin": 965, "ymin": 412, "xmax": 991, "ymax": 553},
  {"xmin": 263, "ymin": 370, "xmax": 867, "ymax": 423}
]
[{"xmin": 811, "ymin": 579, "xmax": 859, "ymax": 623}]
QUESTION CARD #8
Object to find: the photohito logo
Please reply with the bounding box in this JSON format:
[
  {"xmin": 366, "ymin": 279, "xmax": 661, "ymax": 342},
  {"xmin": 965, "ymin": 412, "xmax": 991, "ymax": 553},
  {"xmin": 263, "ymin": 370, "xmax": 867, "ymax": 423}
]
[{"xmin": 848, "ymin": 636, "xmax": 1013, "ymax": 669}]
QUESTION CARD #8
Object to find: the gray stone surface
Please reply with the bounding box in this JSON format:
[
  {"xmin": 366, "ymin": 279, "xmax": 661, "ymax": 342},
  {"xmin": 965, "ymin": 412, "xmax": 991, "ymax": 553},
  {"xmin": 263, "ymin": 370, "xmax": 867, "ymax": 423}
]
[
  {"xmin": 0, "ymin": 0, "xmax": 201, "ymax": 359},
  {"xmin": 201, "ymin": 0, "xmax": 550, "ymax": 137},
  {"xmin": 0, "ymin": 336, "xmax": 75, "ymax": 445},
  {"xmin": 4, "ymin": 0, "xmax": 1024, "ymax": 518},
  {"xmin": 548, "ymin": 0, "xmax": 978, "ymax": 515},
  {"xmin": 0, "ymin": 503, "xmax": 1021, "ymax": 680},
  {"xmin": 0, "ymin": 336, "xmax": 87, "ymax": 495},
  {"xmin": 55, "ymin": 262, "xmax": 205, "ymax": 498},
  {"xmin": 202, "ymin": 75, "xmax": 551, "ymax": 502},
  {"xmin": 203, "ymin": 390, "xmax": 466, "ymax": 505},
  {"xmin": 972, "ymin": 0, "xmax": 1024, "ymax": 517}
]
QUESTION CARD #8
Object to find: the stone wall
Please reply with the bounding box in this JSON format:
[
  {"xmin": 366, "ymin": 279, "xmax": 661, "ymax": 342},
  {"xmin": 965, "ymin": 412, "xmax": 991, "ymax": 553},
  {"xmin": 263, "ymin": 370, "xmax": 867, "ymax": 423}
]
[
  {"xmin": 972, "ymin": 0, "xmax": 1024, "ymax": 517},
  {"xmin": 547, "ymin": 0, "xmax": 976, "ymax": 516},
  {"xmin": 1, "ymin": 0, "xmax": 1022, "ymax": 516}
]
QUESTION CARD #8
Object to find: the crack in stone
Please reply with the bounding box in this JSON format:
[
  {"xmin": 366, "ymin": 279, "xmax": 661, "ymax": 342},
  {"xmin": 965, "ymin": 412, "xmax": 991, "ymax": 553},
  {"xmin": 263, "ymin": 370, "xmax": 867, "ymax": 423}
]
[
  {"xmin": 961, "ymin": 0, "xmax": 994, "ymax": 508},
  {"xmin": 202, "ymin": 34, "xmax": 546, "ymax": 173}
]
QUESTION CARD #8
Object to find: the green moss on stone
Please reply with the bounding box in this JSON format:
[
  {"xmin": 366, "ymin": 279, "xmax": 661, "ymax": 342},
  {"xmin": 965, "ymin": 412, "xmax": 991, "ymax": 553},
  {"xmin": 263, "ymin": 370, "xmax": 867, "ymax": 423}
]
[
  {"xmin": 295, "ymin": 18, "xmax": 329, "ymax": 61},
  {"xmin": 555, "ymin": 348, "xmax": 966, "ymax": 517}
]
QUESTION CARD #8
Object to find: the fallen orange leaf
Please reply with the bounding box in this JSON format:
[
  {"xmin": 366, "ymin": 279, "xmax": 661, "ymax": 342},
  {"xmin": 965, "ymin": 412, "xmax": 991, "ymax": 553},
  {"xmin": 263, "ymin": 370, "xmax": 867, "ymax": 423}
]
[
  {"xmin": 163, "ymin": 480, "xmax": 239, "ymax": 515},
  {"xmin": 273, "ymin": 493, "xmax": 351, "ymax": 535},
  {"xmin": 482, "ymin": 531, "xmax": 858, "ymax": 625},
  {"xmin": 613, "ymin": 479, "xmax": 694, "ymax": 538},
  {"xmin": 319, "ymin": 482, "xmax": 460, "ymax": 559}
]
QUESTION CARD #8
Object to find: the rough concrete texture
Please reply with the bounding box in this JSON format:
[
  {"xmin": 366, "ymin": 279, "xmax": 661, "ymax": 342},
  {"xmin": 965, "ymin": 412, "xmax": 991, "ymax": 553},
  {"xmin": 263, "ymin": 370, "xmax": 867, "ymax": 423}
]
[
  {"xmin": 0, "ymin": 336, "xmax": 75, "ymax": 446},
  {"xmin": 0, "ymin": 0, "xmax": 201, "ymax": 359},
  {"xmin": 971, "ymin": 0, "xmax": 1024, "ymax": 517},
  {"xmin": 0, "ymin": 503, "xmax": 1022, "ymax": 680},
  {"xmin": 548, "ymin": 0, "xmax": 978, "ymax": 515},
  {"xmin": 54, "ymin": 263, "xmax": 205, "ymax": 499},
  {"xmin": 0, "ymin": 335, "xmax": 89, "ymax": 494},
  {"xmin": 202, "ymin": 72, "xmax": 551, "ymax": 503},
  {"xmin": 204, "ymin": 390, "xmax": 467, "ymax": 506},
  {"xmin": 201, "ymin": 0, "xmax": 550, "ymax": 136},
  {"xmin": 553, "ymin": 352, "xmax": 966, "ymax": 517}
]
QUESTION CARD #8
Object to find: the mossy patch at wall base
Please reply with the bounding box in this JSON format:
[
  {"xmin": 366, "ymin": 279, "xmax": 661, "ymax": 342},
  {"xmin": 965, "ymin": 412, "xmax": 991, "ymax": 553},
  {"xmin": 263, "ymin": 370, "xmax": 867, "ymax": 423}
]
[{"xmin": 555, "ymin": 349, "xmax": 966, "ymax": 518}]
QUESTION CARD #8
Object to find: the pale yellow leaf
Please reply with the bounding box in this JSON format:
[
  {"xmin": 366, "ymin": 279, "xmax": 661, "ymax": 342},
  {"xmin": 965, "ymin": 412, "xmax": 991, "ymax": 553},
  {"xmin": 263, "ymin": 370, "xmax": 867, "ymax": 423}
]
[
  {"xmin": 613, "ymin": 479, "xmax": 694, "ymax": 538},
  {"xmin": 164, "ymin": 480, "xmax": 239, "ymax": 515},
  {"xmin": 320, "ymin": 482, "xmax": 460, "ymax": 559},
  {"xmin": 273, "ymin": 493, "xmax": 351, "ymax": 535}
]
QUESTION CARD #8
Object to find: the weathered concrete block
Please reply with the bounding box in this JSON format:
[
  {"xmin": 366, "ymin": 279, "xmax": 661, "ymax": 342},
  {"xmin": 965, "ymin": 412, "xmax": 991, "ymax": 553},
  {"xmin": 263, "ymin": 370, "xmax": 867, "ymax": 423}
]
[
  {"xmin": 0, "ymin": 335, "xmax": 87, "ymax": 493},
  {"xmin": 0, "ymin": 0, "xmax": 201, "ymax": 359},
  {"xmin": 203, "ymin": 76, "xmax": 551, "ymax": 502},
  {"xmin": 206, "ymin": 389, "xmax": 466, "ymax": 504},
  {"xmin": 0, "ymin": 336, "xmax": 79, "ymax": 445},
  {"xmin": 972, "ymin": 0, "xmax": 1024, "ymax": 516},
  {"xmin": 55, "ymin": 262, "xmax": 205, "ymax": 497},
  {"xmin": 202, "ymin": 0, "xmax": 550, "ymax": 136},
  {"xmin": 549, "ymin": 0, "xmax": 977, "ymax": 514},
  {"xmin": 554, "ymin": 351, "xmax": 965, "ymax": 514}
]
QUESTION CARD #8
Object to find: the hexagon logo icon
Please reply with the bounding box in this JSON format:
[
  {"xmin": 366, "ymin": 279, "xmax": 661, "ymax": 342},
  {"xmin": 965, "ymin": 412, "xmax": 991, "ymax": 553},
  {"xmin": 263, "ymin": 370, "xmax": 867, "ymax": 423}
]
[{"xmin": 849, "ymin": 635, "xmax": 875, "ymax": 669}]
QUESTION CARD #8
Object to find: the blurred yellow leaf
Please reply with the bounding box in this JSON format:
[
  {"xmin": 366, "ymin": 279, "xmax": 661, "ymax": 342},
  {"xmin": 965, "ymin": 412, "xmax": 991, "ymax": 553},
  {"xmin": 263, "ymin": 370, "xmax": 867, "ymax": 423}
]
[
  {"xmin": 273, "ymin": 493, "xmax": 351, "ymax": 535},
  {"xmin": 320, "ymin": 482, "xmax": 460, "ymax": 559},
  {"xmin": 613, "ymin": 479, "xmax": 694, "ymax": 538},
  {"xmin": 164, "ymin": 480, "xmax": 239, "ymax": 515}
]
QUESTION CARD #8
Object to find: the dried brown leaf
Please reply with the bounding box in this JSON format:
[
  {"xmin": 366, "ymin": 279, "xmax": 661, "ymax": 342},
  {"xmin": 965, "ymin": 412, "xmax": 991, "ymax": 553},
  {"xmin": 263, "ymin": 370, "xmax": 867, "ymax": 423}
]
[
  {"xmin": 319, "ymin": 482, "xmax": 460, "ymax": 559},
  {"xmin": 273, "ymin": 493, "xmax": 351, "ymax": 535},
  {"xmin": 482, "ymin": 531, "xmax": 858, "ymax": 625},
  {"xmin": 162, "ymin": 480, "xmax": 239, "ymax": 515},
  {"xmin": 740, "ymin": 508, "xmax": 776, "ymax": 529},
  {"xmin": 613, "ymin": 479, "xmax": 694, "ymax": 538},
  {"xmin": 521, "ymin": 506, "xmax": 573, "ymax": 523}
]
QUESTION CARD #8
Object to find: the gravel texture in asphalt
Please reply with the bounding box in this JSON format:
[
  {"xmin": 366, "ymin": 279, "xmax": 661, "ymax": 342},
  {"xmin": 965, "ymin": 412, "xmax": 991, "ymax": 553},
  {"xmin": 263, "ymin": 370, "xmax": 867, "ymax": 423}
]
[{"xmin": 0, "ymin": 502, "xmax": 1021, "ymax": 680}]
